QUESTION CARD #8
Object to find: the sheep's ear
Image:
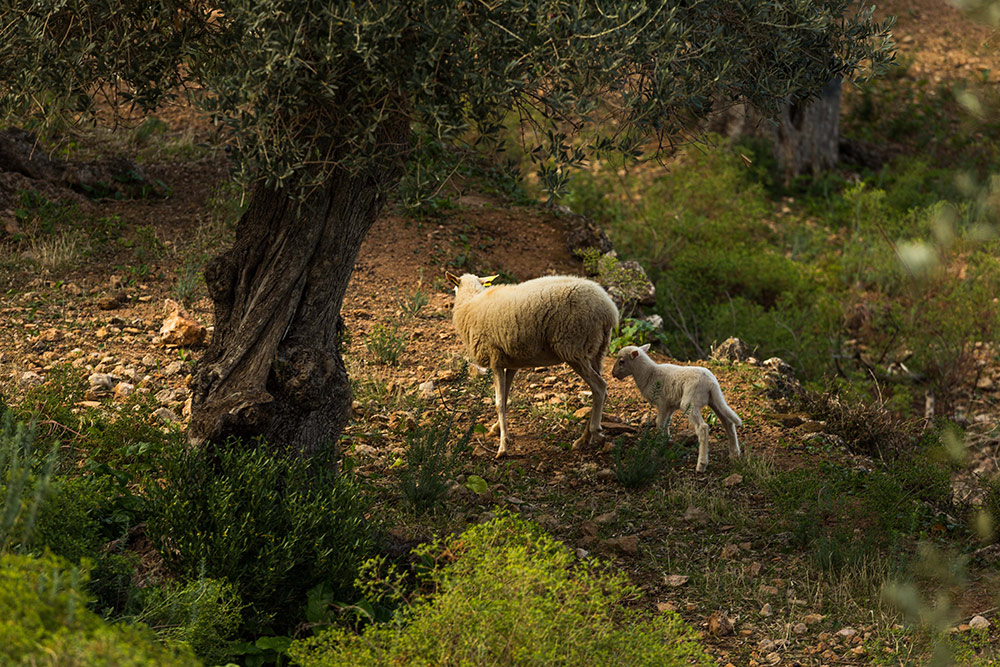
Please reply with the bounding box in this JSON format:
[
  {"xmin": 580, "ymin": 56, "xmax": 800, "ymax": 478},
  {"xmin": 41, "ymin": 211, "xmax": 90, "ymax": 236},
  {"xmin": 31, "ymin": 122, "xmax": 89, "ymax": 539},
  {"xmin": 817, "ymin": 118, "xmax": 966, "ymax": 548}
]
[
  {"xmin": 630, "ymin": 349, "xmax": 640, "ymax": 359},
  {"xmin": 479, "ymin": 274, "xmax": 500, "ymax": 286},
  {"xmin": 640, "ymin": 343, "xmax": 651, "ymax": 353},
  {"xmin": 445, "ymin": 271, "xmax": 461, "ymax": 287}
]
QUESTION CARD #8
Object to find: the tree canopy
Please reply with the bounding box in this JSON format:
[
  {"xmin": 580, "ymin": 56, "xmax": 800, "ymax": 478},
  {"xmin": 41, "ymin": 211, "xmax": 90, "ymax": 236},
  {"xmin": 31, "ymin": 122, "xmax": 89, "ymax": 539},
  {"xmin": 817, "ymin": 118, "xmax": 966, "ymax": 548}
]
[{"xmin": 2, "ymin": 1, "xmax": 894, "ymax": 192}]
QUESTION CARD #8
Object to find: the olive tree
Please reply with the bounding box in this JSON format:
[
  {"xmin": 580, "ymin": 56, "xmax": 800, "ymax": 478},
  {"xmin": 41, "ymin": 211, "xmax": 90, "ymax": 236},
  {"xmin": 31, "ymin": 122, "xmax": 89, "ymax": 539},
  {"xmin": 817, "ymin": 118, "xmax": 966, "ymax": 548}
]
[{"xmin": 0, "ymin": 1, "xmax": 893, "ymax": 454}]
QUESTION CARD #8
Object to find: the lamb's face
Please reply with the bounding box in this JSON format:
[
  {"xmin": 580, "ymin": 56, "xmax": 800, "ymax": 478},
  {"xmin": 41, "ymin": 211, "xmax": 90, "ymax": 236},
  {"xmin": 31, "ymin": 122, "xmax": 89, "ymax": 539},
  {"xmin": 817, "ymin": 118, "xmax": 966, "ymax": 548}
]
[{"xmin": 612, "ymin": 346, "xmax": 638, "ymax": 379}]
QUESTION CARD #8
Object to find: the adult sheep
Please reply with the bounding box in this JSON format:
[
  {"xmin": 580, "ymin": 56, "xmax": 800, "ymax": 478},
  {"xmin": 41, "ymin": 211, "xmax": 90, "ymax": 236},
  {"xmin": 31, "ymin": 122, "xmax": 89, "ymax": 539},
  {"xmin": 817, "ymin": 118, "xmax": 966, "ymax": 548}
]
[{"xmin": 447, "ymin": 272, "xmax": 619, "ymax": 457}]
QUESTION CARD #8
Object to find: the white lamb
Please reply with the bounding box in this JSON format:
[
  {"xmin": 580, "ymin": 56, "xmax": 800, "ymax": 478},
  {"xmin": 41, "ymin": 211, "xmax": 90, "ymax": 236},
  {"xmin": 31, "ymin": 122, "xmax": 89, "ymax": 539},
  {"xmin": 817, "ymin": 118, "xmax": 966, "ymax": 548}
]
[
  {"xmin": 447, "ymin": 272, "xmax": 619, "ymax": 457},
  {"xmin": 612, "ymin": 344, "xmax": 742, "ymax": 472}
]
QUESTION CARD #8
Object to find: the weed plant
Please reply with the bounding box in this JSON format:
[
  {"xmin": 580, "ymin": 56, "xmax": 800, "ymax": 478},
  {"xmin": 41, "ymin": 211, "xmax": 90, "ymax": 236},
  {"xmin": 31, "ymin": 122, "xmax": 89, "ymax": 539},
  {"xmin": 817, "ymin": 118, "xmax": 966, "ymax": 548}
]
[
  {"xmin": 396, "ymin": 286, "xmax": 429, "ymax": 318},
  {"xmin": 397, "ymin": 416, "xmax": 474, "ymax": 514},
  {"xmin": 613, "ymin": 427, "xmax": 680, "ymax": 489},
  {"xmin": 134, "ymin": 575, "xmax": 243, "ymax": 664},
  {"xmin": 289, "ymin": 514, "xmax": 711, "ymax": 666},
  {"xmin": 799, "ymin": 383, "xmax": 920, "ymax": 460},
  {"xmin": 366, "ymin": 323, "xmax": 406, "ymax": 366}
]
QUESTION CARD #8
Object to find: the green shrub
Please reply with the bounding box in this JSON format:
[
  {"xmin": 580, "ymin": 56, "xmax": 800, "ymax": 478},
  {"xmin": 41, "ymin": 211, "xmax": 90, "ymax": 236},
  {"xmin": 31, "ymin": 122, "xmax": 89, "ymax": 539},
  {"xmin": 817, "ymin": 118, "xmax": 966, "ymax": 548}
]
[
  {"xmin": 146, "ymin": 440, "xmax": 373, "ymax": 633},
  {"xmin": 0, "ymin": 551, "xmax": 195, "ymax": 666},
  {"xmin": 613, "ymin": 427, "xmax": 680, "ymax": 488},
  {"xmin": 289, "ymin": 514, "xmax": 710, "ymax": 666},
  {"xmin": 135, "ymin": 576, "xmax": 243, "ymax": 665},
  {"xmin": 0, "ymin": 406, "xmax": 57, "ymax": 552}
]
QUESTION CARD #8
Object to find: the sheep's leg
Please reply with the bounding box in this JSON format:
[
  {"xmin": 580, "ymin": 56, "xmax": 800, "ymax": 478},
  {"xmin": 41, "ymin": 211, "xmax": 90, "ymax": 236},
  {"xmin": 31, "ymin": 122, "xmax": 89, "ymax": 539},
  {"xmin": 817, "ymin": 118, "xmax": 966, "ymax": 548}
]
[
  {"xmin": 487, "ymin": 368, "xmax": 516, "ymax": 436},
  {"xmin": 686, "ymin": 405, "xmax": 711, "ymax": 472},
  {"xmin": 570, "ymin": 360, "xmax": 607, "ymax": 450},
  {"xmin": 491, "ymin": 368, "xmax": 516, "ymax": 457}
]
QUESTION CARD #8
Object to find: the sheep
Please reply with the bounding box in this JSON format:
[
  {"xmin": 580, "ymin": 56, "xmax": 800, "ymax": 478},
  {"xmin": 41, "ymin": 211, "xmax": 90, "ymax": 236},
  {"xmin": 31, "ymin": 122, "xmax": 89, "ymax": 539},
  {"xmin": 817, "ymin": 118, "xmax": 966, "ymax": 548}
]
[
  {"xmin": 447, "ymin": 272, "xmax": 619, "ymax": 457},
  {"xmin": 612, "ymin": 344, "xmax": 741, "ymax": 472}
]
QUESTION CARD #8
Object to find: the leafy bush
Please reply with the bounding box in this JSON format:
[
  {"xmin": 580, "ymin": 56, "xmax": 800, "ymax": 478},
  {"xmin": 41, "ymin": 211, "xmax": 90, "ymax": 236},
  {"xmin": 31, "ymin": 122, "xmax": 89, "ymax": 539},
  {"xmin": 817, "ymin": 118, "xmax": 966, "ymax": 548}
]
[
  {"xmin": 289, "ymin": 514, "xmax": 710, "ymax": 666},
  {"xmin": 146, "ymin": 440, "xmax": 374, "ymax": 632},
  {"xmin": 613, "ymin": 427, "xmax": 680, "ymax": 488},
  {"xmin": 609, "ymin": 317, "xmax": 667, "ymax": 355},
  {"xmin": 0, "ymin": 551, "xmax": 194, "ymax": 666}
]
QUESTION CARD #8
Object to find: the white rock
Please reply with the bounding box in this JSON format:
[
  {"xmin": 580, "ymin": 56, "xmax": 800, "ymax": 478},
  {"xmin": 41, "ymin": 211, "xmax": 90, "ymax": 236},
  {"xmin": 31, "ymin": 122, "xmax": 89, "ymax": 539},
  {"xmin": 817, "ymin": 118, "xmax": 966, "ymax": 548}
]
[
  {"xmin": 113, "ymin": 383, "xmax": 135, "ymax": 400},
  {"xmin": 969, "ymin": 615, "xmax": 990, "ymax": 630},
  {"xmin": 418, "ymin": 380, "xmax": 435, "ymax": 400},
  {"xmin": 88, "ymin": 373, "xmax": 117, "ymax": 390},
  {"xmin": 19, "ymin": 371, "xmax": 44, "ymax": 386},
  {"xmin": 152, "ymin": 407, "xmax": 179, "ymax": 424}
]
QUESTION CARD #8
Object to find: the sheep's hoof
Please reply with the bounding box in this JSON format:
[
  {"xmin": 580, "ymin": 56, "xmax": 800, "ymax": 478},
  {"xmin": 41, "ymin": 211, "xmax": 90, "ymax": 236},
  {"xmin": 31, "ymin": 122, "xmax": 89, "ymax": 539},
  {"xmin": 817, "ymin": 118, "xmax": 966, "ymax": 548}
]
[
  {"xmin": 572, "ymin": 430, "xmax": 603, "ymax": 450},
  {"xmin": 695, "ymin": 462, "xmax": 708, "ymax": 473},
  {"xmin": 494, "ymin": 447, "xmax": 507, "ymax": 459},
  {"xmin": 487, "ymin": 420, "xmax": 500, "ymax": 436}
]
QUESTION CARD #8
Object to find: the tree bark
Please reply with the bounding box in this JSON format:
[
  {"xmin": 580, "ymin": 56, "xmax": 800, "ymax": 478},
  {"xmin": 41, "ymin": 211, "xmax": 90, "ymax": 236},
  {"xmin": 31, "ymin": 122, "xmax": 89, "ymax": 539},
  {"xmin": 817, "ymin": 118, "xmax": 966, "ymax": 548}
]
[{"xmin": 189, "ymin": 144, "xmax": 406, "ymax": 454}]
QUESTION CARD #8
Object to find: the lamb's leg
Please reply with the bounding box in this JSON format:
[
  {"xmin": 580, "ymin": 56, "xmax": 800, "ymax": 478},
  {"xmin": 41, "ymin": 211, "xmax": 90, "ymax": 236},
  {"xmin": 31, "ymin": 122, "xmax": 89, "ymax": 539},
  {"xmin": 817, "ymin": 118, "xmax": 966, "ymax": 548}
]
[
  {"xmin": 654, "ymin": 408, "xmax": 672, "ymax": 439},
  {"xmin": 570, "ymin": 360, "xmax": 607, "ymax": 450},
  {"xmin": 686, "ymin": 405, "xmax": 711, "ymax": 472},
  {"xmin": 721, "ymin": 417, "xmax": 741, "ymax": 458}
]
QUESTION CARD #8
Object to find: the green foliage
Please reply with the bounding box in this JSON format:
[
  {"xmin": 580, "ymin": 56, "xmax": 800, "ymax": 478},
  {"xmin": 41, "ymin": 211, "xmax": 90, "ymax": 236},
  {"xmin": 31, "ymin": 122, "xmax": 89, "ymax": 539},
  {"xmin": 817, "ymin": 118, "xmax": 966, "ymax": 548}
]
[
  {"xmin": 397, "ymin": 417, "xmax": 474, "ymax": 515},
  {"xmin": 365, "ymin": 323, "xmax": 407, "ymax": 366},
  {"xmin": 135, "ymin": 575, "xmax": 243, "ymax": 665},
  {"xmin": 982, "ymin": 477, "xmax": 1000, "ymax": 544},
  {"xmin": 613, "ymin": 427, "xmax": 680, "ymax": 489},
  {"xmin": 145, "ymin": 440, "xmax": 374, "ymax": 633},
  {"xmin": 289, "ymin": 514, "xmax": 711, "ymax": 666},
  {"xmin": 173, "ymin": 257, "xmax": 205, "ymax": 307},
  {"xmin": 609, "ymin": 317, "xmax": 667, "ymax": 356},
  {"xmin": 0, "ymin": 551, "xmax": 195, "ymax": 666}
]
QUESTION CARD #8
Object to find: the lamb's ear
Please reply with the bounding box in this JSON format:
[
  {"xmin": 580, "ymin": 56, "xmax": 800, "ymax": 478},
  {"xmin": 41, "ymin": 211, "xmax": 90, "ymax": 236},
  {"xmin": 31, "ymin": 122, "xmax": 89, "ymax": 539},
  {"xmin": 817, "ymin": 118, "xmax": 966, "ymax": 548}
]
[
  {"xmin": 445, "ymin": 271, "xmax": 461, "ymax": 287},
  {"xmin": 640, "ymin": 343, "xmax": 651, "ymax": 353},
  {"xmin": 630, "ymin": 349, "xmax": 640, "ymax": 359},
  {"xmin": 479, "ymin": 274, "xmax": 500, "ymax": 286}
]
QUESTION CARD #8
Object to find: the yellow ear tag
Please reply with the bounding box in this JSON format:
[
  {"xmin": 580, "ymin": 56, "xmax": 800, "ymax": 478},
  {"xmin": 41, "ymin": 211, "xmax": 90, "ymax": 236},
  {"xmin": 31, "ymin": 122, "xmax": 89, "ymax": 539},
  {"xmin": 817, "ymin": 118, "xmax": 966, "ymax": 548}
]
[{"xmin": 480, "ymin": 274, "xmax": 500, "ymax": 286}]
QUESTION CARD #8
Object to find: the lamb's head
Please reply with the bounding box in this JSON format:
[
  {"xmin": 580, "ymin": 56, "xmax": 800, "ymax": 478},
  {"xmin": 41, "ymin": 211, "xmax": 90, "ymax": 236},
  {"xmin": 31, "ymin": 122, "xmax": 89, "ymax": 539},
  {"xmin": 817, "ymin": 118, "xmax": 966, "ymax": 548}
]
[
  {"xmin": 612, "ymin": 343, "xmax": 651, "ymax": 379},
  {"xmin": 445, "ymin": 272, "xmax": 499, "ymax": 305}
]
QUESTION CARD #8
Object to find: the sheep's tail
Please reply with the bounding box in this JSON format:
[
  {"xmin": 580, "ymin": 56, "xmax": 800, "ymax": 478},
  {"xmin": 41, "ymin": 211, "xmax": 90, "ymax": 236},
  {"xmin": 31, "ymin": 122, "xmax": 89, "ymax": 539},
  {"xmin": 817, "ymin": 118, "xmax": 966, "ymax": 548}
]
[{"xmin": 710, "ymin": 382, "xmax": 742, "ymax": 426}]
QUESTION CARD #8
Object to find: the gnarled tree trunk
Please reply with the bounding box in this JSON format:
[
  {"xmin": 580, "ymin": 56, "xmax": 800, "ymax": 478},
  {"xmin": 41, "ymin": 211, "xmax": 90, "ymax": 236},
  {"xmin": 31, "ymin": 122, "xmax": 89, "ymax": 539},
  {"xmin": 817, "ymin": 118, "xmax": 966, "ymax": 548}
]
[
  {"xmin": 189, "ymin": 146, "xmax": 405, "ymax": 454},
  {"xmin": 709, "ymin": 78, "xmax": 842, "ymax": 184}
]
